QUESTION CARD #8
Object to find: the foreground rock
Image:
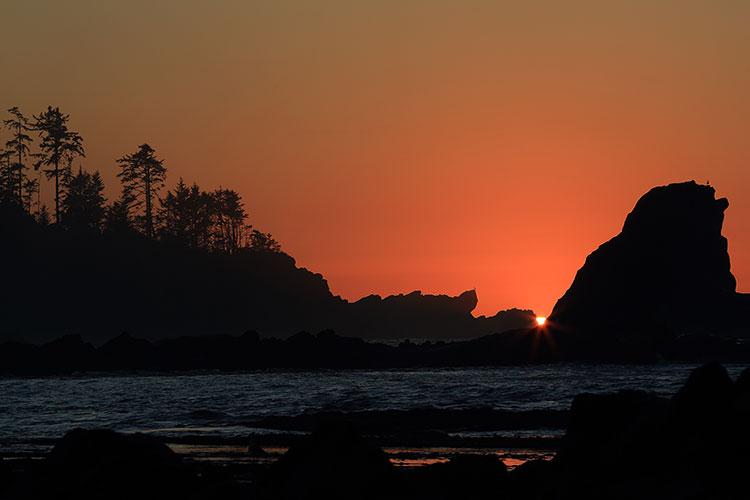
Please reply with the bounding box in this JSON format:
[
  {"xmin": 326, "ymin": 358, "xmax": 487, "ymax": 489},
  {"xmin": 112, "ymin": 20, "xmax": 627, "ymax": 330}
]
[
  {"xmin": 407, "ymin": 455, "xmax": 508, "ymax": 500},
  {"xmin": 552, "ymin": 363, "xmax": 750, "ymax": 499},
  {"xmin": 42, "ymin": 429, "xmax": 198, "ymax": 500},
  {"xmin": 259, "ymin": 421, "xmax": 398, "ymax": 499},
  {"xmin": 256, "ymin": 363, "xmax": 750, "ymax": 499}
]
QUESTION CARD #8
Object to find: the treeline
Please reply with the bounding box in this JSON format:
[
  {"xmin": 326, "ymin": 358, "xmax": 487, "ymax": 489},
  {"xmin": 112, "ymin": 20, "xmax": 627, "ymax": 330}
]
[{"xmin": 0, "ymin": 105, "xmax": 279, "ymax": 253}]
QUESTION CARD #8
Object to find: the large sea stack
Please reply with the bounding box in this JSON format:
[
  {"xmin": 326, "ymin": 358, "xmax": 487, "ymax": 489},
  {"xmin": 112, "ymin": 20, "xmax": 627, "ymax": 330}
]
[{"xmin": 550, "ymin": 181, "xmax": 748, "ymax": 340}]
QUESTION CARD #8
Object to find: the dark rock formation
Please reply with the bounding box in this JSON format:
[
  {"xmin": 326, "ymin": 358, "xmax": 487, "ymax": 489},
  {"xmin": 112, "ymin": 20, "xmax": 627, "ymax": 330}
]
[
  {"xmin": 259, "ymin": 421, "xmax": 398, "ymax": 499},
  {"xmin": 0, "ymin": 458, "xmax": 9, "ymax": 495},
  {"xmin": 409, "ymin": 455, "xmax": 508, "ymax": 500},
  {"xmin": 3, "ymin": 325, "xmax": 750, "ymax": 375},
  {"xmin": 550, "ymin": 181, "xmax": 749, "ymax": 338},
  {"xmin": 673, "ymin": 361, "xmax": 735, "ymax": 412},
  {"xmin": 552, "ymin": 363, "xmax": 750, "ymax": 499},
  {"xmin": 509, "ymin": 459, "xmax": 558, "ymax": 499},
  {"xmin": 556, "ymin": 390, "xmax": 668, "ymax": 481},
  {"xmin": 344, "ymin": 290, "xmax": 534, "ymax": 339},
  {"xmin": 42, "ymin": 429, "xmax": 198, "ymax": 500}
]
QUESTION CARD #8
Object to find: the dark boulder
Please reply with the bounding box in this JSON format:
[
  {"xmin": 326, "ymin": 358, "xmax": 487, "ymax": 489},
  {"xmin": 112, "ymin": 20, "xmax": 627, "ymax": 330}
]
[
  {"xmin": 509, "ymin": 459, "xmax": 558, "ymax": 499},
  {"xmin": 0, "ymin": 458, "xmax": 8, "ymax": 494},
  {"xmin": 437, "ymin": 454, "xmax": 508, "ymax": 498},
  {"xmin": 260, "ymin": 421, "xmax": 397, "ymax": 499},
  {"xmin": 673, "ymin": 361, "xmax": 735, "ymax": 413},
  {"xmin": 43, "ymin": 429, "xmax": 197, "ymax": 500},
  {"xmin": 408, "ymin": 454, "xmax": 508, "ymax": 500},
  {"xmin": 733, "ymin": 366, "xmax": 750, "ymax": 394},
  {"xmin": 734, "ymin": 367, "xmax": 750, "ymax": 413},
  {"xmin": 555, "ymin": 364, "xmax": 750, "ymax": 499},
  {"xmin": 557, "ymin": 390, "xmax": 667, "ymax": 475}
]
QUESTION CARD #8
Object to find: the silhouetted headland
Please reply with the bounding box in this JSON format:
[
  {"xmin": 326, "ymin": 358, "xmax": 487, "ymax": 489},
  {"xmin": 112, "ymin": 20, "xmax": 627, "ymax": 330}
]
[
  {"xmin": 0, "ymin": 104, "xmax": 534, "ymax": 345},
  {"xmin": 0, "ymin": 200, "xmax": 533, "ymax": 344}
]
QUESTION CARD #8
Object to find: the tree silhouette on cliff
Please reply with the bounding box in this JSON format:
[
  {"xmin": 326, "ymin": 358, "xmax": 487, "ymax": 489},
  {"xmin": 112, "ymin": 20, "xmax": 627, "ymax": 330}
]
[
  {"xmin": 160, "ymin": 180, "xmax": 252, "ymax": 253},
  {"xmin": 249, "ymin": 229, "xmax": 281, "ymax": 253},
  {"xmin": 2, "ymin": 107, "xmax": 34, "ymax": 208},
  {"xmin": 117, "ymin": 144, "xmax": 166, "ymax": 238},
  {"xmin": 62, "ymin": 168, "xmax": 106, "ymax": 230},
  {"xmin": 33, "ymin": 107, "xmax": 85, "ymax": 223},
  {"xmin": 0, "ymin": 148, "xmax": 14, "ymax": 203},
  {"xmin": 159, "ymin": 179, "xmax": 211, "ymax": 248},
  {"xmin": 212, "ymin": 188, "xmax": 248, "ymax": 253},
  {"xmin": 0, "ymin": 105, "xmax": 279, "ymax": 254}
]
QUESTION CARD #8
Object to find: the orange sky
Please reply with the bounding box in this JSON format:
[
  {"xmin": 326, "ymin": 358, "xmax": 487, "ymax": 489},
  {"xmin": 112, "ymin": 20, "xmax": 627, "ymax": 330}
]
[{"xmin": 2, "ymin": 1, "xmax": 750, "ymax": 316}]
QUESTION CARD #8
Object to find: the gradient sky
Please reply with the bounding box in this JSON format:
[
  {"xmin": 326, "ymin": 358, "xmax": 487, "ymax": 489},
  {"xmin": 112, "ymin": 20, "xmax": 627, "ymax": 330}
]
[{"xmin": 2, "ymin": 1, "xmax": 750, "ymax": 316}]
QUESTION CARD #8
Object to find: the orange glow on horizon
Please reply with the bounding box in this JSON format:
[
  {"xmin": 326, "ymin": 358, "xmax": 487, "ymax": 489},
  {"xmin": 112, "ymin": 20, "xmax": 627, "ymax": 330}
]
[
  {"xmin": 535, "ymin": 316, "xmax": 547, "ymax": 327},
  {"xmin": 3, "ymin": 1, "xmax": 750, "ymax": 317}
]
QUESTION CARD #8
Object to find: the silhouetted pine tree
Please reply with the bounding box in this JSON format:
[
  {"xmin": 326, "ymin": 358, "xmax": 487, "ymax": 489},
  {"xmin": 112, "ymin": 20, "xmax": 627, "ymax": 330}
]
[
  {"xmin": 22, "ymin": 176, "xmax": 39, "ymax": 214},
  {"xmin": 249, "ymin": 229, "xmax": 281, "ymax": 253},
  {"xmin": 116, "ymin": 144, "xmax": 166, "ymax": 238},
  {"xmin": 61, "ymin": 167, "xmax": 106, "ymax": 230},
  {"xmin": 33, "ymin": 107, "xmax": 85, "ymax": 223},
  {"xmin": 0, "ymin": 149, "xmax": 13, "ymax": 203},
  {"xmin": 103, "ymin": 198, "xmax": 132, "ymax": 235},
  {"xmin": 159, "ymin": 179, "xmax": 205, "ymax": 247},
  {"xmin": 160, "ymin": 181, "xmax": 250, "ymax": 253},
  {"xmin": 3, "ymin": 107, "xmax": 34, "ymax": 208},
  {"xmin": 212, "ymin": 188, "xmax": 247, "ymax": 253},
  {"xmin": 37, "ymin": 204, "xmax": 51, "ymax": 226}
]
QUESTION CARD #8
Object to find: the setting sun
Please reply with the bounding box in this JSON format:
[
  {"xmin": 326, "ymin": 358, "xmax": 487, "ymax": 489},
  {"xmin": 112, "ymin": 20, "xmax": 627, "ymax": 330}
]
[{"xmin": 536, "ymin": 316, "xmax": 547, "ymax": 327}]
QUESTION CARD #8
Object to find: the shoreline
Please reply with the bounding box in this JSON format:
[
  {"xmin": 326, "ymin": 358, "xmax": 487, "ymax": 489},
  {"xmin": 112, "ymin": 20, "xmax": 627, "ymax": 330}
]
[{"xmin": 2, "ymin": 363, "xmax": 748, "ymax": 498}]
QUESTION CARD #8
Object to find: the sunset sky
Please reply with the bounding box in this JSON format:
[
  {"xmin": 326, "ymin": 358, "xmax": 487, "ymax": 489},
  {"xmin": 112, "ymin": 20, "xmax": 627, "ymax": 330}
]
[{"xmin": 2, "ymin": 1, "xmax": 750, "ymax": 316}]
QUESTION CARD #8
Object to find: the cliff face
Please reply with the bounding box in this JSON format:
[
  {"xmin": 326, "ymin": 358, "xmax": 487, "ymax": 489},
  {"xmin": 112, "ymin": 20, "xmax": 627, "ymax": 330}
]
[{"xmin": 550, "ymin": 181, "xmax": 740, "ymax": 336}]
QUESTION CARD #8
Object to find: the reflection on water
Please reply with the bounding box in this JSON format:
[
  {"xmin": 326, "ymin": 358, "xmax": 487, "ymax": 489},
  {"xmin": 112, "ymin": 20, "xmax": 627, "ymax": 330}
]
[
  {"xmin": 167, "ymin": 443, "xmax": 554, "ymax": 469},
  {"xmin": 385, "ymin": 447, "xmax": 554, "ymax": 469},
  {"xmin": 168, "ymin": 444, "xmax": 287, "ymax": 464}
]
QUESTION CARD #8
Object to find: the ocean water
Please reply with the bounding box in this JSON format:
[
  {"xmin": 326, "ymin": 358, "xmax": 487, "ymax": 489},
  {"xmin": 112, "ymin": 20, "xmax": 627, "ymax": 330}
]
[{"xmin": 0, "ymin": 364, "xmax": 746, "ymax": 449}]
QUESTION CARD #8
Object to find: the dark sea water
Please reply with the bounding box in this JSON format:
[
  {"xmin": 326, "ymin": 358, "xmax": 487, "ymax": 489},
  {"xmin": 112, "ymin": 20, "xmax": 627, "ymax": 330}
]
[{"xmin": 1, "ymin": 363, "xmax": 746, "ymax": 453}]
